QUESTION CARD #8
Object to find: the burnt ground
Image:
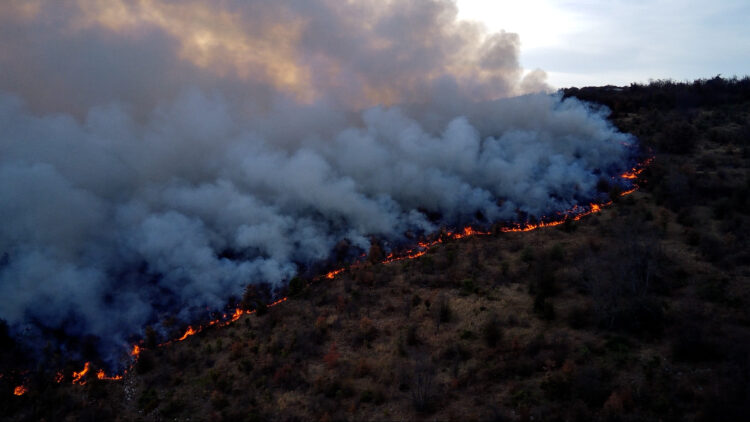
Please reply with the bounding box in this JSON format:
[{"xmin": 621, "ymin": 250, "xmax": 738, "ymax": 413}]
[{"xmin": 2, "ymin": 77, "xmax": 750, "ymax": 421}]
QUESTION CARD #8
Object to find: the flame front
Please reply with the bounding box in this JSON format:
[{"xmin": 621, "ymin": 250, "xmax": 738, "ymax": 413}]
[
  {"xmin": 12, "ymin": 156, "xmax": 652, "ymax": 395},
  {"xmin": 176, "ymin": 326, "xmax": 197, "ymax": 342},
  {"xmin": 72, "ymin": 362, "xmax": 90, "ymax": 385},
  {"xmin": 96, "ymin": 369, "xmax": 123, "ymax": 381},
  {"xmin": 326, "ymin": 269, "xmax": 344, "ymax": 279}
]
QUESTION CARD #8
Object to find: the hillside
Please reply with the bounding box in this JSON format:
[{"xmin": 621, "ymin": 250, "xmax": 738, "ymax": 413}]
[{"xmin": 3, "ymin": 77, "xmax": 750, "ymax": 421}]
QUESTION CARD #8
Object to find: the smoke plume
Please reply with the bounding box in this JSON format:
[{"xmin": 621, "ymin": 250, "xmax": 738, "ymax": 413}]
[{"xmin": 0, "ymin": 0, "xmax": 635, "ymax": 365}]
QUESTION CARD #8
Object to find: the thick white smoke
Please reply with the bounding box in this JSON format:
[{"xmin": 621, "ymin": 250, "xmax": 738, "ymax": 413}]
[{"xmin": 0, "ymin": 0, "xmax": 636, "ymax": 364}]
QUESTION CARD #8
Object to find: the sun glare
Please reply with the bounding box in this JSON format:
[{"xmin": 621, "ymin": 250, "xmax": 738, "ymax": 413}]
[{"xmin": 455, "ymin": 0, "xmax": 583, "ymax": 50}]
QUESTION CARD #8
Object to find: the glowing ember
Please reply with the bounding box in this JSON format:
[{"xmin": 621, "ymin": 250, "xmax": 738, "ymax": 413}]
[
  {"xmin": 72, "ymin": 362, "xmax": 90, "ymax": 385},
  {"xmin": 131, "ymin": 344, "xmax": 141, "ymax": 358},
  {"xmin": 13, "ymin": 385, "xmax": 27, "ymax": 396},
  {"xmin": 55, "ymin": 372, "xmax": 64, "ymax": 383}
]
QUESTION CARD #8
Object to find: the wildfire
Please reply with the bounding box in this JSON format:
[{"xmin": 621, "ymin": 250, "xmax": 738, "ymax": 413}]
[
  {"xmin": 165, "ymin": 298, "xmax": 290, "ymax": 347},
  {"xmin": 452, "ymin": 226, "xmax": 491, "ymax": 239},
  {"xmin": 620, "ymin": 156, "xmax": 653, "ymax": 180},
  {"xmin": 325, "ymin": 269, "xmax": 344, "ymax": 279},
  {"xmin": 72, "ymin": 362, "xmax": 90, "ymax": 385},
  {"xmin": 230, "ymin": 307, "xmax": 245, "ymax": 322},
  {"xmin": 176, "ymin": 326, "xmax": 198, "ymax": 342},
  {"xmin": 11, "ymin": 155, "xmax": 652, "ymax": 396},
  {"xmin": 96, "ymin": 369, "xmax": 123, "ymax": 381}
]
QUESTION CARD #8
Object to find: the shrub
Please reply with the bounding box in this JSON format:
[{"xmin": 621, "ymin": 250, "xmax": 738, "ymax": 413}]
[
  {"xmin": 460, "ymin": 278, "xmax": 477, "ymax": 296},
  {"xmin": 438, "ymin": 297, "xmax": 453, "ymax": 324},
  {"xmin": 288, "ymin": 277, "xmax": 305, "ymax": 297},
  {"xmin": 137, "ymin": 388, "xmax": 160, "ymax": 413},
  {"xmin": 521, "ymin": 246, "xmax": 535, "ymax": 263},
  {"xmin": 570, "ymin": 366, "xmax": 611, "ymax": 408},
  {"xmin": 533, "ymin": 296, "xmax": 555, "ymax": 321},
  {"xmin": 460, "ymin": 329, "xmax": 475, "ymax": 340},
  {"xmin": 671, "ymin": 320, "xmax": 721, "ymax": 362},
  {"xmin": 482, "ymin": 314, "xmax": 502, "ymax": 347},
  {"xmin": 567, "ymin": 305, "xmax": 592, "ymax": 329},
  {"xmin": 323, "ymin": 342, "xmax": 340, "ymax": 369},
  {"xmin": 406, "ymin": 324, "xmax": 421, "ymax": 346},
  {"xmin": 549, "ymin": 244, "xmax": 565, "ymax": 261},
  {"xmin": 136, "ymin": 350, "xmax": 156, "ymax": 374},
  {"xmin": 411, "ymin": 362, "xmax": 437, "ymax": 413}
]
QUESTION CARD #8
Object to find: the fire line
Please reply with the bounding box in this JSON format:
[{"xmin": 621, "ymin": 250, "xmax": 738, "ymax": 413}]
[{"xmin": 10, "ymin": 156, "xmax": 652, "ymax": 393}]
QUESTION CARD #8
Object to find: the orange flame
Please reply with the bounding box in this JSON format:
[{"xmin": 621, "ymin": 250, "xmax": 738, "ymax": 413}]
[
  {"xmin": 452, "ymin": 226, "xmax": 491, "ymax": 239},
  {"xmin": 27, "ymin": 156, "xmax": 654, "ymax": 394},
  {"xmin": 230, "ymin": 307, "xmax": 245, "ymax": 322},
  {"xmin": 325, "ymin": 269, "xmax": 344, "ymax": 279},
  {"xmin": 176, "ymin": 326, "xmax": 198, "ymax": 342},
  {"xmin": 620, "ymin": 156, "xmax": 654, "ymax": 180},
  {"xmin": 72, "ymin": 362, "xmax": 90, "ymax": 385},
  {"xmin": 96, "ymin": 369, "xmax": 123, "ymax": 381}
]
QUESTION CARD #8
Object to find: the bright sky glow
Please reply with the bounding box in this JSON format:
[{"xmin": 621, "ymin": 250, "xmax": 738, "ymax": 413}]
[{"xmin": 457, "ymin": 0, "xmax": 750, "ymax": 88}]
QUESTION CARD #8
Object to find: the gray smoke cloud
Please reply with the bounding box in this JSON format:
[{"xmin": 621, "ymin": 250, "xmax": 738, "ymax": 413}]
[{"xmin": 0, "ymin": 0, "xmax": 635, "ymax": 364}]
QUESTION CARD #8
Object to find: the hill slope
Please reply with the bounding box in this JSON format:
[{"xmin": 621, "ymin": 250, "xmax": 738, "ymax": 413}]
[{"xmin": 3, "ymin": 77, "xmax": 750, "ymax": 421}]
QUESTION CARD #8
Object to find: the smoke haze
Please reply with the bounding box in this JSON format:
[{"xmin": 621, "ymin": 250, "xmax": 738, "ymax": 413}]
[{"xmin": 0, "ymin": 0, "xmax": 636, "ymax": 364}]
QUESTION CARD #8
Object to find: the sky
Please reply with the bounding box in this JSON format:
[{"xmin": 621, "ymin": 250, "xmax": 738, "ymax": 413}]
[{"xmin": 457, "ymin": 0, "xmax": 750, "ymax": 87}]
